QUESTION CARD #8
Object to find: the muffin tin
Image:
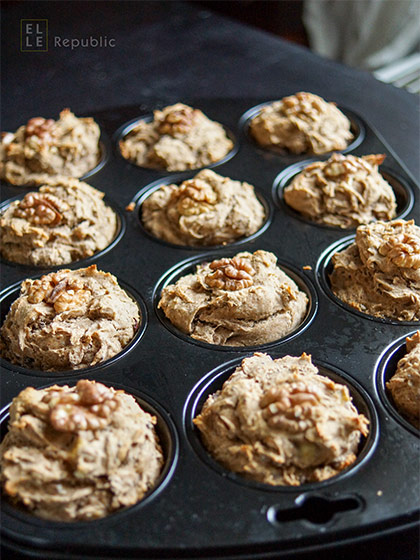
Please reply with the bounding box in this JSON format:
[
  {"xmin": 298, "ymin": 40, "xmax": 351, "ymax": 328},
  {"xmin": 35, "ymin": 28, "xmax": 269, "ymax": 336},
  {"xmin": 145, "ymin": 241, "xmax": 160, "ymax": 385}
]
[{"xmin": 1, "ymin": 98, "xmax": 419, "ymax": 559}]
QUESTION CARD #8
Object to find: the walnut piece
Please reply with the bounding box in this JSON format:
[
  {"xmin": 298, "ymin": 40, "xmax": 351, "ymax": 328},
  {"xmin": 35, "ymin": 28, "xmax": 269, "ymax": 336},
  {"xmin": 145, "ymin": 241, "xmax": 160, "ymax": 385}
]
[
  {"xmin": 260, "ymin": 381, "xmax": 321, "ymax": 433},
  {"xmin": 205, "ymin": 256, "xmax": 256, "ymax": 291},
  {"xmin": 45, "ymin": 380, "xmax": 118, "ymax": 432},
  {"xmin": 171, "ymin": 178, "xmax": 218, "ymax": 216},
  {"xmin": 14, "ymin": 192, "xmax": 63, "ymax": 226},
  {"xmin": 378, "ymin": 223, "xmax": 420, "ymax": 270},
  {"xmin": 282, "ymin": 92, "xmax": 326, "ymax": 116},
  {"xmin": 27, "ymin": 273, "xmax": 91, "ymax": 312},
  {"xmin": 157, "ymin": 106, "xmax": 200, "ymax": 136},
  {"xmin": 25, "ymin": 117, "xmax": 56, "ymax": 141}
]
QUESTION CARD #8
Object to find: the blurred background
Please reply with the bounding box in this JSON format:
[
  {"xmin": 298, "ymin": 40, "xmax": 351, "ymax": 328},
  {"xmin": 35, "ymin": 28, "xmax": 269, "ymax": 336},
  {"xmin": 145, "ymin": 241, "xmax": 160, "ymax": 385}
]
[{"xmin": 197, "ymin": 0, "xmax": 420, "ymax": 93}]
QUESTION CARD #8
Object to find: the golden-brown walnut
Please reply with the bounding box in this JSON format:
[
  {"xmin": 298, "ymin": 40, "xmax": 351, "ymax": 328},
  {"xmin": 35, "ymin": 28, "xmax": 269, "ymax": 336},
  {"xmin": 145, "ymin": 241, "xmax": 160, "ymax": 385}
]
[
  {"xmin": 45, "ymin": 380, "xmax": 118, "ymax": 432},
  {"xmin": 205, "ymin": 256, "xmax": 256, "ymax": 291},
  {"xmin": 260, "ymin": 381, "xmax": 321, "ymax": 432},
  {"xmin": 157, "ymin": 106, "xmax": 200, "ymax": 136},
  {"xmin": 378, "ymin": 226, "xmax": 420, "ymax": 270},
  {"xmin": 171, "ymin": 178, "xmax": 218, "ymax": 216},
  {"xmin": 27, "ymin": 273, "xmax": 91, "ymax": 312},
  {"xmin": 25, "ymin": 117, "xmax": 56, "ymax": 141},
  {"xmin": 14, "ymin": 192, "xmax": 63, "ymax": 226}
]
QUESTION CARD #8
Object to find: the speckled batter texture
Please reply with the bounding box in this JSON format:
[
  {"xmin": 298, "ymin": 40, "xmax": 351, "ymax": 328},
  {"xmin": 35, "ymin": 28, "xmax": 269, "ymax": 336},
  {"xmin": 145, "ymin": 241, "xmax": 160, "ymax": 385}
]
[
  {"xmin": 0, "ymin": 109, "xmax": 101, "ymax": 186},
  {"xmin": 0, "ymin": 178, "xmax": 117, "ymax": 266},
  {"xmin": 0, "ymin": 380, "xmax": 164, "ymax": 521},
  {"xmin": 141, "ymin": 169, "xmax": 265, "ymax": 246},
  {"xmin": 283, "ymin": 153, "xmax": 396, "ymax": 228},
  {"xmin": 119, "ymin": 103, "xmax": 233, "ymax": 171},
  {"xmin": 194, "ymin": 352, "xmax": 369, "ymax": 486},
  {"xmin": 329, "ymin": 219, "xmax": 420, "ymax": 321},
  {"xmin": 387, "ymin": 331, "xmax": 420, "ymax": 429},
  {"xmin": 0, "ymin": 265, "xmax": 139, "ymax": 371},
  {"xmin": 249, "ymin": 92, "xmax": 353, "ymax": 155},
  {"xmin": 158, "ymin": 250, "xmax": 308, "ymax": 346}
]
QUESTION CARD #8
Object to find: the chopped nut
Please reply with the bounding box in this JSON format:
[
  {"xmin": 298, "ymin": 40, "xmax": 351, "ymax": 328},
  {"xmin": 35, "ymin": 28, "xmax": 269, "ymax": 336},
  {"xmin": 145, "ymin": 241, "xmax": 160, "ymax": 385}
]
[
  {"xmin": 25, "ymin": 117, "xmax": 56, "ymax": 141},
  {"xmin": 157, "ymin": 106, "xmax": 200, "ymax": 136},
  {"xmin": 27, "ymin": 273, "xmax": 91, "ymax": 312},
  {"xmin": 48, "ymin": 380, "xmax": 118, "ymax": 432},
  {"xmin": 171, "ymin": 178, "xmax": 218, "ymax": 216},
  {"xmin": 125, "ymin": 201, "xmax": 135, "ymax": 212},
  {"xmin": 261, "ymin": 382, "xmax": 320, "ymax": 432},
  {"xmin": 303, "ymin": 265, "xmax": 312, "ymax": 271},
  {"xmin": 205, "ymin": 256, "xmax": 256, "ymax": 291},
  {"xmin": 14, "ymin": 192, "xmax": 63, "ymax": 226}
]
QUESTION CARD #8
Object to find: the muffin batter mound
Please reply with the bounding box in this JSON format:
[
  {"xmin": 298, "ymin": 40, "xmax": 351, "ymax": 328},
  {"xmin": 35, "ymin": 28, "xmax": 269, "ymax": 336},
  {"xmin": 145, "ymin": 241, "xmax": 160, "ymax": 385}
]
[
  {"xmin": 0, "ymin": 265, "xmax": 139, "ymax": 371},
  {"xmin": 194, "ymin": 352, "xmax": 369, "ymax": 486},
  {"xmin": 158, "ymin": 250, "xmax": 308, "ymax": 346},
  {"xmin": 141, "ymin": 169, "xmax": 265, "ymax": 246},
  {"xmin": 330, "ymin": 219, "xmax": 420, "ymax": 321},
  {"xmin": 283, "ymin": 153, "xmax": 396, "ymax": 228},
  {"xmin": 119, "ymin": 103, "xmax": 233, "ymax": 171},
  {"xmin": 249, "ymin": 92, "xmax": 353, "ymax": 155},
  {"xmin": 0, "ymin": 380, "xmax": 163, "ymax": 521}
]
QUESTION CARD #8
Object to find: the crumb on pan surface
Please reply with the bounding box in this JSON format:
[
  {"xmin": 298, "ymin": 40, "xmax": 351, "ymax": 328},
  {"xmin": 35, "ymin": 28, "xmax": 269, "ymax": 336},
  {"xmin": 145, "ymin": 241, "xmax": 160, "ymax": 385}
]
[
  {"xmin": 141, "ymin": 169, "xmax": 265, "ymax": 246},
  {"xmin": 329, "ymin": 219, "xmax": 420, "ymax": 321},
  {"xmin": 0, "ymin": 265, "xmax": 140, "ymax": 371},
  {"xmin": 194, "ymin": 352, "xmax": 369, "ymax": 486},
  {"xmin": 249, "ymin": 92, "xmax": 353, "ymax": 155},
  {"xmin": 0, "ymin": 109, "xmax": 101, "ymax": 186},
  {"xmin": 158, "ymin": 250, "xmax": 308, "ymax": 346},
  {"xmin": 0, "ymin": 177, "xmax": 117, "ymax": 266},
  {"xmin": 119, "ymin": 103, "xmax": 233, "ymax": 171},
  {"xmin": 0, "ymin": 380, "xmax": 164, "ymax": 521},
  {"xmin": 387, "ymin": 331, "xmax": 420, "ymax": 429},
  {"xmin": 283, "ymin": 153, "xmax": 397, "ymax": 228}
]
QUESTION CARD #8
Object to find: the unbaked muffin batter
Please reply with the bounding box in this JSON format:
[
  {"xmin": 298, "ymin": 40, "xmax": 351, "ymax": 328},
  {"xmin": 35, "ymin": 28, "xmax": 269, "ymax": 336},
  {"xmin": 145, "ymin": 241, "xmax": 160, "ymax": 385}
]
[
  {"xmin": 387, "ymin": 331, "xmax": 420, "ymax": 429},
  {"xmin": 194, "ymin": 352, "xmax": 369, "ymax": 486},
  {"xmin": 158, "ymin": 250, "xmax": 308, "ymax": 346},
  {"xmin": 283, "ymin": 153, "xmax": 396, "ymax": 228},
  {"xmin": 141, "ymin": 169, "xmax": 265, "ymax": 246},
  {"xmin": 0, "ymin": 265, "xmax": 139, "ymax": 371},
  {"xmin": 330, "ymin": 219, "xmax": 420, "ymax": 321},
  {"xmin": 0, "ymin": 109, "xmax": 101, "ymax": 186},
  {"xmin": 249, "ymin": 92, "xmax": 353, "ymax": 155},
  {"xmin": 0, "ymin": 380, "xmax": 163, "ymax": 521},
  {"xmin": 119, "ymin": 103, "xmax": 233, "ymax": 171},
  {"xmin": 1, "ymin": 178, "xmax": 117, "ymax": 266}
]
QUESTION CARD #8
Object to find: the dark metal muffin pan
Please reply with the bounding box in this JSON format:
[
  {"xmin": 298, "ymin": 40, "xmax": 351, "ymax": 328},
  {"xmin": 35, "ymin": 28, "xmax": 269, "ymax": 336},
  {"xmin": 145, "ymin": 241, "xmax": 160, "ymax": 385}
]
[{"xmin": 1, "ymin": 99, "xmax": 419, "ymax": 559}]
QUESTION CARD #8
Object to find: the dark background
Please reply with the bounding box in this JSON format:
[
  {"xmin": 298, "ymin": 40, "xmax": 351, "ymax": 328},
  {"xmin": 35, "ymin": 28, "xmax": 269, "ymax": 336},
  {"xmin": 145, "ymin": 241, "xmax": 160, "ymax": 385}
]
[
  {"xmin": 1, "ymin": 1, "xmax": 419, "ymax": 559},
  {"xmin": 1, "ymin": 0, "xmax": 419, "ymax": 179}
]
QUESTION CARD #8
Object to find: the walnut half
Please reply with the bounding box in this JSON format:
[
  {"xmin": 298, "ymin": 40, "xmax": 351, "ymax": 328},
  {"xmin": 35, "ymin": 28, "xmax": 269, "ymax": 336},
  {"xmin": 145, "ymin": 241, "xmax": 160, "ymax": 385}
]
[
  {"xmin": 14, "ymin": 192, "xmax": 63, "ymax": 226},
  {"xmin": 260, "ymin": 382, "xmax": 321, "ymax": 433},
  {"xmin": 27, "ymin": 272, "xmax": 91, "ymax": 313},
  {"xmin": 45, "ymin": 380, "xmax": 119, "ymax": 432},
  {"xmin": 157, "ymin": 106, "xmax": 200, "ymax": 136},
  {"xmin": 204, "ymin": 256, "xmax": 256, "ymax": 291},
  {"xmin": 171, "ymin": 178, "xmax": 217, "ymax": 216},
  {"xmin": 378, "ymin": 221, "xmax": 420, "ymax": 270},
  {"xmin": 25, "ymin": 117, "xmax": 56, "ymax": 142}
]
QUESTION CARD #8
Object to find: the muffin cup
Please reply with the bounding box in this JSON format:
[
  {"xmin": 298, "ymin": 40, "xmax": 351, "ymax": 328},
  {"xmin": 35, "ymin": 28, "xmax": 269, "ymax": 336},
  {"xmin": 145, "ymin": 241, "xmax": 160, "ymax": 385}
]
[
  {"xmin": 0, "ymin": 380, "xmax": 179, "ymax": 525},
  {"xmin": 183, "ymin": 355, "xmax": 378, "ymax": 492},
  {"xmin": 316, "ymin": 236, "xmax": 420, "ymax": 326},
  {"xmin": 272, "ymin": 162, "xmax": 414, "ymax": 230},
  {"xmin": 153, "ymin": 251, "xmax": 318, "ymax": 351},
  {"xmin": 376, "ymin": 332, "xmax": 420, "ymax": 437},
  {"xmin": 130, "ymin": 173, "xmax": 273, "ymax": 250},
  {"xmin": 0, "ymin": 277, "xmax": 147, "ymax": 377},
  {"xmin": 239, "ymin": 102, "xmax": 365, "ymax": 160}
]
